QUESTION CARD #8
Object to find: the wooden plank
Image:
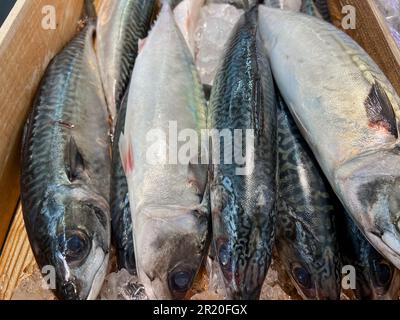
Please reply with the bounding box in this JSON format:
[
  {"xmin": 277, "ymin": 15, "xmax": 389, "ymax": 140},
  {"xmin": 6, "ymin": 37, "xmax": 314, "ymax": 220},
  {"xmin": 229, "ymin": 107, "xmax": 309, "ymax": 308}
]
[
  {"xmin": 328, "ymin": 0, "xmax": 400, "ymax": 96},
  {"xmin": 0, "ymin": 205, "xmax": 36, "ymax": 300},
  {"xmin": 0, "ymin": 0, "xmax": 85, "ymax": 250}
]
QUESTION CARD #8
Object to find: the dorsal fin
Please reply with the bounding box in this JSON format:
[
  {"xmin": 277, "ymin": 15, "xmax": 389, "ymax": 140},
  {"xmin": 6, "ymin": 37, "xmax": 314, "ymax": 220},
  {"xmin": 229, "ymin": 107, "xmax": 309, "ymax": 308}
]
[
  {"xmin": 65, "ymin": 137, "xmax": 85, "ymax": 181},
  {"xmin": 364, "ymin": 81, "xmax": 398, "ymax": 138}
]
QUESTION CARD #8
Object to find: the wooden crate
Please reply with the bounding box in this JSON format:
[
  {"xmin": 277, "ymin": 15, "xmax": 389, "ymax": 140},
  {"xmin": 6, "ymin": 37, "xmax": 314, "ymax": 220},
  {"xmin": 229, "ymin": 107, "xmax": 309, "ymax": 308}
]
[{"xmin": 0, "ymin": 0, "xmax": 399, "ymax": 300}]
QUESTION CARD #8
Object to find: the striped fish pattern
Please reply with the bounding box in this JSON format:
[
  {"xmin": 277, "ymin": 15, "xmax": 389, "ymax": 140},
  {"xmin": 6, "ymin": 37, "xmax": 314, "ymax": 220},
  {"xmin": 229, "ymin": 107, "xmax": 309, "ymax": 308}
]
[
  {"xmin": 97, "ymin": 0, "xmax": 159, "ymax": 120},
  {"xmin": 208, "ymin": 7, "xmax": 277, "ymax": 300},
  {"xmin": 276, "ymin": 95, "xmax": 341, "ymax": 299},
  {"xmin": 20, "ymin": 22, "xmax": 111, "ymax": 300}
]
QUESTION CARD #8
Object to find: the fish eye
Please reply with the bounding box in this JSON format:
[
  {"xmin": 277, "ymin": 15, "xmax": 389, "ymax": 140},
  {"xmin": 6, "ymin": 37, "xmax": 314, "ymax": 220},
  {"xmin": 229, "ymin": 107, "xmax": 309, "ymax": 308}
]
[
  {"xmin": 292, "ymin": 265, "xmax": 312, "ymax": 289},
  {"xmin": 372, "ymin": 260, "xmax": 392, "ymax": 287},
  {"xmin": 58, "ymin": 230, "xmax": 91, "ymax": 265},
  {"xmin": 169, "ymin": 270, "xmax": 193, "ymax": 293}
]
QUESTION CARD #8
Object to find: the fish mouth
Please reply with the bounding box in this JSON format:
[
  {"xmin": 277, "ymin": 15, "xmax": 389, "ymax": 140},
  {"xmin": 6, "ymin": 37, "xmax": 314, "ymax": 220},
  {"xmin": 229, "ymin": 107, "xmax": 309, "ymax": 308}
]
[
  {"xmin": 367, "ymin": 231, "xmax": 400, "ymax": 269},
  {"xmin": 86, "ymin": 250, "xmax": 109, "ymax": 300}
]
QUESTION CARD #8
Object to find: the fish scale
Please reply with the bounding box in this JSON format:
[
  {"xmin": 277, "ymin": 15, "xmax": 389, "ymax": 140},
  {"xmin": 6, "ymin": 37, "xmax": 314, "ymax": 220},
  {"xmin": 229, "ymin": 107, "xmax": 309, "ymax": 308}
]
[
  {"xmin": 208, "ymin": 7, "xmax": 277, "ymax": 300},
  {"xmin": 21, "ymin": 22, "xmax": 111, "ymax": 300}
]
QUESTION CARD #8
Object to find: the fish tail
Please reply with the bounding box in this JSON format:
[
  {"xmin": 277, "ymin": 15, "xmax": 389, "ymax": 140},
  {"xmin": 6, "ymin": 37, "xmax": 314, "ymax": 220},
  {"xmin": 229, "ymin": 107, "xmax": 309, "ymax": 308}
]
[{"xmin": 83, "ymin": 0, "xmax": 97, "ymax": 21}]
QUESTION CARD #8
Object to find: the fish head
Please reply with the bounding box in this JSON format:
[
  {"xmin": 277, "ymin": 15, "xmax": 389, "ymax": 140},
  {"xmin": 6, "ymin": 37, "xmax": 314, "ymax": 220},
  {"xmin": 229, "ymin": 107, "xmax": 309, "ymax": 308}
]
[
  {"xmin": 336, "ymin": 149, "xmax": 400, "ymax": 269},
  {"xmin": 47, "ymin": 185, "xmax": 110, "ymax": 300},
  {"xmin": 135, "ymin": 206, "xmax": 209, "ymax": 299},
  {"xmin": 275, "ymin": 220, "xmax": 341, "ymax": 300},
  {"xmin": 213, "ymin": 237, "xmax": 270, "ymax": 300},
  {"xmin": 354, "ymin": 251, "xmax": 400, "ymax": 299},
  {"xmin": 284, "ymin": 254, "xmax": 341, "ymax": 300},
  {"xmin": 211, "ymin": 181, "xmax": 273, "ymax": 300}
]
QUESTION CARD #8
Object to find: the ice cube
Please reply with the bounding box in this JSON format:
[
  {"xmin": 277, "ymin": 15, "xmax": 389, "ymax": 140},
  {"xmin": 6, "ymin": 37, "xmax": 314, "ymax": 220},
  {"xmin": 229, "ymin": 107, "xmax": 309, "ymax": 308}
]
[
  {"xmin": 98, "ymin": 269, "xmax": 147, "ymax": 300},
  {"xmin": 11, "ymin": 268, "xmax": 55, "ymax": 300},
  {"xmin": 195, "ymin": 4, "xmax": 244, "ymax": 86}
]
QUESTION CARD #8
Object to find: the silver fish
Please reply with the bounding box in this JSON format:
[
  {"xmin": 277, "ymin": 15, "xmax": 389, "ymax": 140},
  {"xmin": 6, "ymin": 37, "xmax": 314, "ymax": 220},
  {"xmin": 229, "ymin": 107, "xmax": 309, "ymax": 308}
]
[
  {"xmin": 259, "ymin": 6, "xmax": 400, "ymax": 269},
  {"xmin": 119, "ymin": 4, "xmax": 209, "ymax": 300},
  {"xmin": 21, "ymin": 21, "xmax": 111, "ymax": 300}
]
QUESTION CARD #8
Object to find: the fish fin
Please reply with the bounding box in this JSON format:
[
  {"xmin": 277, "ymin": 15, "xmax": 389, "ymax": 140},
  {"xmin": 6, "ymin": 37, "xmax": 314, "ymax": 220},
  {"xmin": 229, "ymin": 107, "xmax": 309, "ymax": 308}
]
[
  {"xmin": 119, "ymin": 132, "xmax": 134, "ymax": 176},
  {"xmin": 364, "ymin": 81, "xmax": 398, "ymax": 138},
  {"xmin": 65, "ymin": 137, "xmax": 85, "ymax": 182}
]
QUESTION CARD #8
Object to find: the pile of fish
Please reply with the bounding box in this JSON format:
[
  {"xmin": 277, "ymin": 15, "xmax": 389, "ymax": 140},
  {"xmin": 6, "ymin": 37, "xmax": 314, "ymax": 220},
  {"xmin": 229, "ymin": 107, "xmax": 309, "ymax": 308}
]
[{"xmin": 19, "ymin": 0, "xmax": 400, "ymax": 300}]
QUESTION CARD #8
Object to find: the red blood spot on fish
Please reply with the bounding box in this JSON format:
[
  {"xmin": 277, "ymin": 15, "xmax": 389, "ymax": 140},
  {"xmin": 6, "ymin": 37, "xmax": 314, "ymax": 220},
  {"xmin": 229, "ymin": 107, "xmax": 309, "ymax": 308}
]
[
  {"xmin": 138, "ymin": 38, "xmax": 146, "ymax": 54},
  {"xmin": 368, "ymin": 120, "xmax": 393, "ymax": 133},
  {"xmin": 123, "ymin": 143, "xmax": 134, "ymax": 175}
]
